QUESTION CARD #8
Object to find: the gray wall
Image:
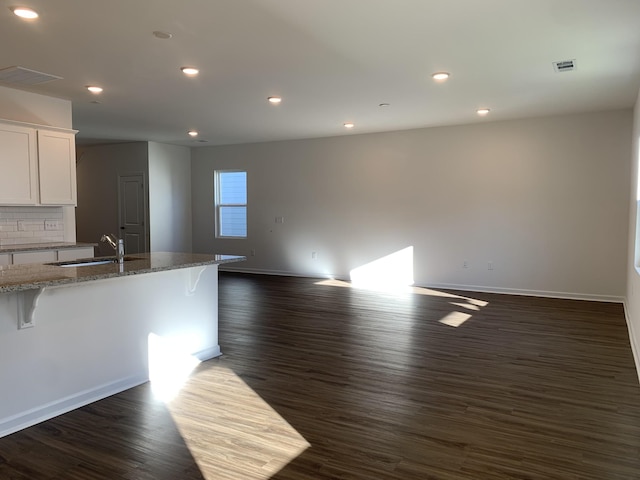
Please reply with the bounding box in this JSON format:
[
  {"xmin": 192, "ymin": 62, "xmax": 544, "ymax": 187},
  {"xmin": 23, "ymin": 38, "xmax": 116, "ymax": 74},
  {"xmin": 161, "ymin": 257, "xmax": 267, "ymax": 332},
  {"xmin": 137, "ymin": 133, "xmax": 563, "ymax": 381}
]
[
  {"xmin": 192, "ymin": 109, "xmax": 631, "ymax": 300},
  {"xmin": 148, "ymin": 142, "xmax": 192, "ymax": 252},
  {"xmin": 76, "ymin": 141, "xmax": 192, "ymax": 255},
  {"xmin": 76, "ymin": 142, "xmax": 149, "ymax": 255}
]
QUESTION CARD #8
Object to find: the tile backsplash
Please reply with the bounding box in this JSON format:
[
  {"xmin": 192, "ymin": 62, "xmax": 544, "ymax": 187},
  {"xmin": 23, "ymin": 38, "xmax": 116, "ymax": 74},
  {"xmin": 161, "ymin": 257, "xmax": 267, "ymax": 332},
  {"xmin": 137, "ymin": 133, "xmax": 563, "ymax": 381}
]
[{"xmin": 0, "ymin": 206, "xmax": 64, "ymax": 246}]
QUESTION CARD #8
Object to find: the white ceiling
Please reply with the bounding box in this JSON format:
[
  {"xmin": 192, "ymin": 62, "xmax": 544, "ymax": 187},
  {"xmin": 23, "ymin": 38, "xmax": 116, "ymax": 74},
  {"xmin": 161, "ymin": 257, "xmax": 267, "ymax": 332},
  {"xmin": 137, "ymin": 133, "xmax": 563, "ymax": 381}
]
[{"xmin": 1, "ymin": 0, "xmax": 639, "ymax": 147}]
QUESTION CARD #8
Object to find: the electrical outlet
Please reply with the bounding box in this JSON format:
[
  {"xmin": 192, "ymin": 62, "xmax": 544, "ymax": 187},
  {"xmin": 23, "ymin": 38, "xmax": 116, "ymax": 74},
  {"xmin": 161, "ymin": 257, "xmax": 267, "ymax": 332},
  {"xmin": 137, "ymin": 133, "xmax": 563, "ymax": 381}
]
[
  {"xmin": 463, "ymin": 260, "xmax": 468, "ymax": 268},
  {"xmin": 17, "ymin": 221, "xmax": 25, "ymax": 231},
  {"xmin": 488, "ymin": 261, "xmax": 493, "ymax": 270},
  {"xmin": 44, "ymin": 220, "xmax": 58, "ymax": 231},
  {"xmin": 312, "ymin": 251, "xmax": 317, "ymax": 260},
  {"xmin": 275, "ymin": 216, "xmax": 285, "ymax": 224}
]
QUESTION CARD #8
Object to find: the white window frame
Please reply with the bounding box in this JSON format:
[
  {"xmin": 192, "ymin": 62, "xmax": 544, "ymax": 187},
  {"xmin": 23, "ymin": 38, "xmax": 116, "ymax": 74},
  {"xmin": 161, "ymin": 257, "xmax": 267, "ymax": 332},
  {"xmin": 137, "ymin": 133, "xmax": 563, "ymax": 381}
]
[{"xmin": 214, "ymin": 170, "xmax": 247, "ymax": 238}]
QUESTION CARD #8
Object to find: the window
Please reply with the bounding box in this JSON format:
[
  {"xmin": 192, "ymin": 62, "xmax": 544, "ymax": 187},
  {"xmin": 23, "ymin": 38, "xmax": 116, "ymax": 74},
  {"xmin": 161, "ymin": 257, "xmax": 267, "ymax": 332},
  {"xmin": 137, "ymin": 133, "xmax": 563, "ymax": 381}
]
[{"xmin": 215, "ymin": 170, "xmax": 247, "ymax": 238}]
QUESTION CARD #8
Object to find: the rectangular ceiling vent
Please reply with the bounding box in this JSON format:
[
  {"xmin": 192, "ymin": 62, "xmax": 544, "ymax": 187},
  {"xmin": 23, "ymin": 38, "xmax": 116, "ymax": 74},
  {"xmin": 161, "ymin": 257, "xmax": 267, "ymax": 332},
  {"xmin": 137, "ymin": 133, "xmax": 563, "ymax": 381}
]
[
  {"xmin": 0, "ymin": 66, "xmax": 63, "ymax": 85},
  {"xmin": 553, "ymin": 59, "xmax": 576, "ymax": 73}
]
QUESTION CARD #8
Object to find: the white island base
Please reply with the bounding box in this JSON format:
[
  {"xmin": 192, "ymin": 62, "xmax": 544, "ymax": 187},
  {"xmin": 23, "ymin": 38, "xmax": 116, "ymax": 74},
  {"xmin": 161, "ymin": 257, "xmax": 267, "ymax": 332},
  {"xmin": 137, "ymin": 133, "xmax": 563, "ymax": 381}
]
[{"xmin": 0, "ymin": 264, "xmax": 221, "ymax": 437}]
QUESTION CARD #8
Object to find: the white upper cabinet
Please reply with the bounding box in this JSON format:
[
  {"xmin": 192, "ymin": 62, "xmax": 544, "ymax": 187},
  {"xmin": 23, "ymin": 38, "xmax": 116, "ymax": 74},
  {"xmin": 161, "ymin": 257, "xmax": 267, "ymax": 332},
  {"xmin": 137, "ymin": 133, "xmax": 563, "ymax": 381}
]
[
  {"xmin": 38, "ymin": 129, "xmax": 77, "ymax": 205},
  {"xmin": 0, "ymin": 123, "xmax": 38, "ymax": 204},
  {"xmin": 0, "ymin": 119, "xmax": 77, "ymax": 206}
]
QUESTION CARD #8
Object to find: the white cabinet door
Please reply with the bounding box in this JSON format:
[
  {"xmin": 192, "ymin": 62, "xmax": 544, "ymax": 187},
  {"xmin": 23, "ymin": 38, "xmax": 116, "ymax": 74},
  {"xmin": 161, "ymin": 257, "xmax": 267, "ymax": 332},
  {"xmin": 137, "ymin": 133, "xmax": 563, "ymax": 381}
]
[
  {"xmin": 0, "ymin": 124, "xmax": 37, "ymax": 205},
  {"xmin": 57, "ymin": 247, "xmax": 95, "ymax": 262},
  {"xmin": 37, "ymin": 130, "xmax": 77, "ymax": 205},
  {"xmin": 12, "ymin": 250, "xmax": 57, "ymax": 265}
]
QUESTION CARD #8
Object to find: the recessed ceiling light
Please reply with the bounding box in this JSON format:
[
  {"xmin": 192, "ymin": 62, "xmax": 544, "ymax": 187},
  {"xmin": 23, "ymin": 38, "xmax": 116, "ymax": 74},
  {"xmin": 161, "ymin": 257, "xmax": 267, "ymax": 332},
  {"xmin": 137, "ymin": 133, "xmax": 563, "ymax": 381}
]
[
  {"xmin": 153, "ymin": 31, "xmax": 173, "ymax": 39},
  {"xmin": 188, "ymin": 130, "xmax": 198, "ymax": 137},
  {"xmin": 11, "ymin": 7, "xmax": 38, "ymax": 19},
  {"xmin": 431, "ymin": 72, "xmax": 450, "ymax": 81},
  {"xmin": 344, "ymin": 122, "xmax": 355, "ymax": 129},
  {"xmin": 268, "ymin": 96, "xmax": 282, "ymax": 104},
  {"xmin": 477, "ymin": 108, "xmax": 490, "ymax": 116},
  {"xmin": 86, "ymin": 85, "xmax": 103, "ymax": 94},
  {"xmin": 181, "ymin": 67, "xmax": 199, "ymax": 76}
]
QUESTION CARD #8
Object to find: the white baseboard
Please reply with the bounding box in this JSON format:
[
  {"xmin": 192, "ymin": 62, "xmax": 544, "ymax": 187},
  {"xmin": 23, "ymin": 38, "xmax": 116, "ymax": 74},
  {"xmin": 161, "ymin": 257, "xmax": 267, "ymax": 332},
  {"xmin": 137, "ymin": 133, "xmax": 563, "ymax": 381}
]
[
  {"xmin": 0, "ymin": 374, "xmax": 148, "ymax": 439},
  {"xmin": 425, "ymin": 283, "xmax": 625, "ymax": 303},
  {"xmin": 0, "ymin": 345, "xmax": 222, "ymax": 439},
  {"xmin": 623, "ymin": 302, "xmax": 640, "ymax": 385},
  {"xmin": 195, "ymin": 345, "xmax": 222, "ymax": 361},
  {"xmin": 219, "ymin": 266, "xmax": 625, "ymax": 303}
]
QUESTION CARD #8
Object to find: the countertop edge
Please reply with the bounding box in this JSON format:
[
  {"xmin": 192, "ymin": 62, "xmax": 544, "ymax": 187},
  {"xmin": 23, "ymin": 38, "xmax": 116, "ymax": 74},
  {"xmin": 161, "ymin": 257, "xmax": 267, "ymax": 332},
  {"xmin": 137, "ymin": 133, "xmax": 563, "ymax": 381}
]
[{"xmin": 0, "ymin": 254, "xmax": 246, "ymax": 293}]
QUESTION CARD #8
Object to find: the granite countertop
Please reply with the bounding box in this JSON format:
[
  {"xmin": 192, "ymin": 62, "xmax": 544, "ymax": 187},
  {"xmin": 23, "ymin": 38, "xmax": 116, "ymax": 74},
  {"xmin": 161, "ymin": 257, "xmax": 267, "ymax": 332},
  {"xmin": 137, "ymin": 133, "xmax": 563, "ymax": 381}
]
[
  {"xmin": 0, "ymin": 242, "xmax": 97, "ymax": 254},
  {"xmin": 0, "ymin": 252, "xmax": 246, "ymax": 293}
]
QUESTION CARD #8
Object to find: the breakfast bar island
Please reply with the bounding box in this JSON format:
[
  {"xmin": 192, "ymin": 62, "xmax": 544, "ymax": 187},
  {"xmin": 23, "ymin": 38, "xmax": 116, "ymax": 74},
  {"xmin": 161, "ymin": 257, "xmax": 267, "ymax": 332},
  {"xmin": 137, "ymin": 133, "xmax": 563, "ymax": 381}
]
[{"xmin": 0, "ymin": 252, "xmax": 244, "ymax": 438}]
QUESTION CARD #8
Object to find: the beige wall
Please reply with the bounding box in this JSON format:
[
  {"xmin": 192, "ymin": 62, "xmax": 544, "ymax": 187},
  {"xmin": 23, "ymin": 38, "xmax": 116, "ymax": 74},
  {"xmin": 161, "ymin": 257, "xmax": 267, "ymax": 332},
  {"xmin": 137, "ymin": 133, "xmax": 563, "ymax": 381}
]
[{"xmin": 193, "ymin": 109, "xmax": 631, "ymax": 300}]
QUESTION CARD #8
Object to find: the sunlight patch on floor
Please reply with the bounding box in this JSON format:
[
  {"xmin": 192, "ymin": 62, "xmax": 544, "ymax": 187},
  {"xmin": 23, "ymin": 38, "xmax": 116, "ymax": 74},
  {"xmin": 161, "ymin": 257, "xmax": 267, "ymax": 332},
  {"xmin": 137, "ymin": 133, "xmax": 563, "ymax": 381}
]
[
  {"xmin": 315, "ymin": 279, "xmax": 488, "ymax": 303},
  {"xmin": 440, "ymin": 299, "xmax": 489, "ymax": 327},
  {"xmin": 314, "ymin": 244, "xmax": 490, "ymax": 328},
  {"xmin": 316, "ymin": 278, "xmax": 489, "ymax": 328},
  {"xmin": 165, "ymin": 365, "xmax": 310, "ymax": 479},
  {"xmin": 450, "ymin": 301, "xmax": 480, "ymax": 311},
  {"xmin": 438, "ymin": 311, "xmax": 473, "ymax": 327}
]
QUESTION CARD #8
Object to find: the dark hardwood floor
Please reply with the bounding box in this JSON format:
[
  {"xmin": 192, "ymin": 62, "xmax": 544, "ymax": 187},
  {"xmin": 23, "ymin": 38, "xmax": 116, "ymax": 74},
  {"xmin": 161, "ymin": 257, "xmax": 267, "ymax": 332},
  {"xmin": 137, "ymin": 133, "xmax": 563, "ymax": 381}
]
[{"xmin": 1, "ymin": 272, "xmax": 639, "ymax": 479}]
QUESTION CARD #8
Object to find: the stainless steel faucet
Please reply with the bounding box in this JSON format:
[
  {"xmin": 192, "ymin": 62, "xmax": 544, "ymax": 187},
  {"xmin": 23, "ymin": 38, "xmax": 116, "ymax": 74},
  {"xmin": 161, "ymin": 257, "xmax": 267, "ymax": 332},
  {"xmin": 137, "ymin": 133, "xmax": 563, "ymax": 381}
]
[{"xmin": 100, "ymin": 233, "xmax": 125, "ymax": 264}]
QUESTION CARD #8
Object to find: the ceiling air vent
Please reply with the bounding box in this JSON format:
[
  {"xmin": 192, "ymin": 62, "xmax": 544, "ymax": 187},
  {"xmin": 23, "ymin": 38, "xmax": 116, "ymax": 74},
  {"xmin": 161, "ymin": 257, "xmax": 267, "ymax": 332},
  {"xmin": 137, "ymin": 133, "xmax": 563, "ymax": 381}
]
[
  {"xmin": 0, "ymin": 66, "xmax": 62, "ymax": 85},
  {"xmin": 553, "ymin": 59, "xmax": 576, "ymax": 73}
]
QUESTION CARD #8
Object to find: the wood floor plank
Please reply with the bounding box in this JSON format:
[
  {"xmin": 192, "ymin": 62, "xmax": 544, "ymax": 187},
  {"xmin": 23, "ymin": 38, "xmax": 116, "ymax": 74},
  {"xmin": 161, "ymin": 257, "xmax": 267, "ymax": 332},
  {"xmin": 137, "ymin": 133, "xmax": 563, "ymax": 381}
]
[{"xmin": 1, "ymin": 272, "xmax": 639, "ymax": 479}]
